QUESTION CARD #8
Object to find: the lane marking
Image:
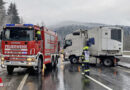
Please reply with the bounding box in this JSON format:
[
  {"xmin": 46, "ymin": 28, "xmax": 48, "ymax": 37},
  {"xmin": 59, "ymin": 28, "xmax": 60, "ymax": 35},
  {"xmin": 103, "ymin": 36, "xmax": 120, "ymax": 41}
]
[
  {"xmin": 122, "ymin": 55, "xmax": 130, "ymax": 57},
  {"xmin": 116, "ymin": 67, "xmax": 130, "ymax": 74},
  {"xmin": 85, "ymin": 75, "xmax": 113, "ymax": 90},
  {"xmin": 121, "ymin": 70, "xmax": 130, "ymax": 73},
  {"xmin": 17, "ymin": 73, "xmax": 29, "ymax": 90},
  {"xmin": 0, "ymin": 69, "xmax": 7, "ymax": 75}
]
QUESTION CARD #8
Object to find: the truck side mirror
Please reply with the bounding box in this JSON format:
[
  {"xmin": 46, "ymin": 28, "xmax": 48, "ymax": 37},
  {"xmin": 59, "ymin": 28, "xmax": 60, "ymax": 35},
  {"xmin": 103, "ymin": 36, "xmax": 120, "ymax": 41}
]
[
  {"xmin": 58, "ymin": 41, "xmax": 60, "ymax": 52},
  {"xmin": 0, "ymin": 34, "xmax": 1, "ymax": 40},
  {"xmin": 0, "ymin": 31, "xmax": 3, "ymax": 40},
  {"xmin": 63, "ymin": 44, "xmax": 69, "ymax": 49},
  {"xmin": 63, "ymin": 45, "xmax": 67, "ymax": 49}
]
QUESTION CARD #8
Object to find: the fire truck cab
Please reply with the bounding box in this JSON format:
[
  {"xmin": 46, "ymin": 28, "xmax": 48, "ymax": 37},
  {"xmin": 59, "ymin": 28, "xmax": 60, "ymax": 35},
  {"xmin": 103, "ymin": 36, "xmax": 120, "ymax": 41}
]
[{"xmin": 0, "ymin": 24, "xmax": 59, "ymax": 74}]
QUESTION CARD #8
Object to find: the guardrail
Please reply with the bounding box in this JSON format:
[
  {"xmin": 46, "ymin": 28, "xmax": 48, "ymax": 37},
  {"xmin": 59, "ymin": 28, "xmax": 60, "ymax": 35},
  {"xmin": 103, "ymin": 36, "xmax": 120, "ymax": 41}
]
[{"xmin": 123, "ymin": 51, "xmax": 130, "ymax": 52}]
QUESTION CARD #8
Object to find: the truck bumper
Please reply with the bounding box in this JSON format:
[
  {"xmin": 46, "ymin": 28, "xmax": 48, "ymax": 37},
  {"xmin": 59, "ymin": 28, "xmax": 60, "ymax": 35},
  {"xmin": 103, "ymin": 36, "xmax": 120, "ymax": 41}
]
[
  {"xmin": 1, "ymin": 61, "xmax": 38, "ymax": 67},
  {"xmin": 0, "ymin": 54, "xmax": 38, "ymax": 68}
]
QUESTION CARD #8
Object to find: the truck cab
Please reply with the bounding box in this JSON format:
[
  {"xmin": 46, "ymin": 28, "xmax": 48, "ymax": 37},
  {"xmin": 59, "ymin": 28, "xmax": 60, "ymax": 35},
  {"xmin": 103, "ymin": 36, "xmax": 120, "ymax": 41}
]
[{"xmin": 63, "ymin": 30, "xmax": 88, "ymax": 64}]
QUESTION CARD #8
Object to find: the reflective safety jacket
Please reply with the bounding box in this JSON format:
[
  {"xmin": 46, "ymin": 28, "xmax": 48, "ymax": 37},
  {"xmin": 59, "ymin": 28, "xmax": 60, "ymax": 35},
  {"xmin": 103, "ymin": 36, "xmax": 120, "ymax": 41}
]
[
  {"xmin": 82, "ymin": 50, "xmax": 90, "ymax": 63},
  {"xmin": 84, "ymin": 51, "xmax": 89, "ymax": 61}
]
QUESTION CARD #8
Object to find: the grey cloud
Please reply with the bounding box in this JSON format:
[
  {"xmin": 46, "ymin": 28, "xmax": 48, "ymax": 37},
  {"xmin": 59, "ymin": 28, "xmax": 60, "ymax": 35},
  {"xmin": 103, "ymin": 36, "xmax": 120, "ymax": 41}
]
[{"xmin": 5, "ymin": 0, "xmax": 130, "ymax": 26}]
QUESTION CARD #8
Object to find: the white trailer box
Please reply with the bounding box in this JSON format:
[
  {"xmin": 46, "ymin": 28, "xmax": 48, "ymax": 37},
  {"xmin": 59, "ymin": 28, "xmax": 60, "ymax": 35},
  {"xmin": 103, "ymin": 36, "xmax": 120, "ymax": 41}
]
[{"xmin": 88, "ymin": 27, "xmax": 123, "ymax": 56}]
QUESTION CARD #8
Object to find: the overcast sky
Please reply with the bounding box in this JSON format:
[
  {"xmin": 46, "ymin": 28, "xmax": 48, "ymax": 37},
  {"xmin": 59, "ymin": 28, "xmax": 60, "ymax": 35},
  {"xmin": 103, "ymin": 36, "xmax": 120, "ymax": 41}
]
[{"xmin": 4, "ymin": 0, "xmax": 130, "ymax": 26}]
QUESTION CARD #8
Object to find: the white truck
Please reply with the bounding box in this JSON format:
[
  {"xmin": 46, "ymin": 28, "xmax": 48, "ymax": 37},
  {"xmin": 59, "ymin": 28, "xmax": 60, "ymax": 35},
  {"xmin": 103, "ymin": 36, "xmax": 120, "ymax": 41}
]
[{"xmin": 63, "ymin": 26, "xmax": 123, "ymax": 67}]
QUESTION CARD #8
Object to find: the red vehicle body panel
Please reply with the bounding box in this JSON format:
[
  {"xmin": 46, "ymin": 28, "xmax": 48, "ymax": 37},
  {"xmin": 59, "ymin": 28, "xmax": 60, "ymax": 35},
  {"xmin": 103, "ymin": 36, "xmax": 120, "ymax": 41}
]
[{"xmin": 41, "ymin": 27, "xmax": 58, "ymax": 64}]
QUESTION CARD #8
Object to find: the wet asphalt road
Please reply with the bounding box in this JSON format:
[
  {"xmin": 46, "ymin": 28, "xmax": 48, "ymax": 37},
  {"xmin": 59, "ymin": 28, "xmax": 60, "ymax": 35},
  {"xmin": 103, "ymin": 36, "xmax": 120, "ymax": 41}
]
[{"xmin": 0, "ymin": 60, "xmax": 130, "ymax": 90}]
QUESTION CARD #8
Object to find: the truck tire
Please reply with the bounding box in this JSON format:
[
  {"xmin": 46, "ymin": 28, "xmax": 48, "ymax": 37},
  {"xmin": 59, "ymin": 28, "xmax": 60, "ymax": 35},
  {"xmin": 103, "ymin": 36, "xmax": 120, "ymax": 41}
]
[
  {"xmin": 46, "ymin": 57, "xmax": 54, "ymax": 69},
  {"xmin": 54, "ymin": 56, "xmax": 58, "ymax": 68},
  {"xmin": 70, "ymin": 56, "xmax": 78, "ymax": 64},
  {"xmin": 103, "ymin": 58, "xmax": 113, "ymax": 67},
  {"xmin": 51, "ymin": 57, "xmax": 55, "ymax": 68},
  {"xmin": 7, "ymin": 66, "xmax": 14, "ymax": 75},
  {"xmin": 37, "ymin": 58, "xmax": 42, "ymax": 74}
]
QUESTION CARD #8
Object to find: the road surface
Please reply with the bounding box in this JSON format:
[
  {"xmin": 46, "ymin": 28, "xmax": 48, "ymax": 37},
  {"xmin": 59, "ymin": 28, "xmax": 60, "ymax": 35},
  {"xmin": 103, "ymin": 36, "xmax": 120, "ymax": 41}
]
[{"xmin": 0, "ymin": 60, "xmax": 130, "ymax": 90}]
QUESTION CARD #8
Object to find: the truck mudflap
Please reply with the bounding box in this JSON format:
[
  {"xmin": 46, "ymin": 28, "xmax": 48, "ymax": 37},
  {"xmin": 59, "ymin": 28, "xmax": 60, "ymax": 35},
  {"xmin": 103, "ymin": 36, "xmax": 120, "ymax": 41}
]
[
  {"xmin": 115, "ymin": 57, "xmax": 120, "ymax": 62},
  {"xmin": 114, "ymin": 58, "xmax": 120, "ymax": 66}
]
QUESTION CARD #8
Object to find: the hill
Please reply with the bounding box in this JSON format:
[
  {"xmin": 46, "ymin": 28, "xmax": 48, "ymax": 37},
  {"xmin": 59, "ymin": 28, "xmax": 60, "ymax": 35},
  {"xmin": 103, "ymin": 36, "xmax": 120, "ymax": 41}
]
[{"xmin": 49, "ymin": 21, "xmax": 130, "ymax": 50}]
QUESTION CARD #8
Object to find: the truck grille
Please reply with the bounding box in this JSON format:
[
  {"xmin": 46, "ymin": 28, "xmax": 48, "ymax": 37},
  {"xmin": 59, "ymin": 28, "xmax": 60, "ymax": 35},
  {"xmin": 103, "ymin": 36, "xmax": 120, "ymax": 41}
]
[
  {"xmin": 5, "ymin": 51, "xmax": 27, "ymax": 54},
  {"xmin": 4, "ymin": 56, "xmax": 27, "ymax": 61},
  {"xmin": 4, "ymin": 49, "xmax": 28, "ymax": 61},
  {"xmin": 4, "ymin": 49, "xmax": 27, "ymax": 55}
]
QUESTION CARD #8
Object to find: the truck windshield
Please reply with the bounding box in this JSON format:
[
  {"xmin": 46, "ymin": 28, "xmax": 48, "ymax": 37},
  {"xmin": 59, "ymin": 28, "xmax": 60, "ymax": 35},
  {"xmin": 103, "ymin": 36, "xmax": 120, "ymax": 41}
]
[
  {"xmin": 111, "ymin": 29, "xmax": 121, "ymax": 42},
  {"xmin": 3, "ymin": 29, "xmax": 34, "ymax": 41}
]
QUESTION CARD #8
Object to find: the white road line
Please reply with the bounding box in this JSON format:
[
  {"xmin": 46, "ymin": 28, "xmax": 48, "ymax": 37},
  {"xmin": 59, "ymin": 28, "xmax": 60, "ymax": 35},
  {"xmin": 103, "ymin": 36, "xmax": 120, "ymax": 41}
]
[
  {"xmin": 122, "ymin": 70, "xmax": 130, "ymax": 73},
  {"xmin": 85, "ymin": 75, "xmax": 113, "ymax": 90},
  {"xmin": 17, "ymin": 73, "xmax": 29, "ymax": 90},
  {"xmin": 117, "ymin": 67, "xmax": 130, "ymax": 74}
]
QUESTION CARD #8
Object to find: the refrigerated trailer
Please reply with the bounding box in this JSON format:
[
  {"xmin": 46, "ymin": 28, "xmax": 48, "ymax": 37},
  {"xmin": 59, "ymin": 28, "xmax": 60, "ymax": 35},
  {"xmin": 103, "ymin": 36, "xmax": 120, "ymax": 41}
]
[
  {"xmin": 0, "ymin": 24, "xmax": 60, "ymax": 74},
  {"xmin": 63, "ymin": 26, "xmax": 123, "ymax": 67}
]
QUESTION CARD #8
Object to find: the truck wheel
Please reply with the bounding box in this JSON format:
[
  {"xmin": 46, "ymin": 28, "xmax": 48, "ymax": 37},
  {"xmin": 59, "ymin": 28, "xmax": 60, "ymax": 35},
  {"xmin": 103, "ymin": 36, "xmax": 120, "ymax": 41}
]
[
  {"xmin": 46, "ymin": 57, "xmax": 54, "ymax": 69},
  {"xmin": 54, "ymin": 56, "xmax": 58, "ymax": 68},
  {"xmin": 51, "ymin": 57, "xmax": 55, "ymax": 68},
  {"xmin": 7, "ymin": 66, "xmax": 14, "ymax": 75},
  {"xmin": 103, "ymin": 58, "xmax": 113, "ymax": 67},
  {"xmin": 37, "ymin": 58, "xmax": 42, "ymax": 74},
  {"xmin": 70, "ymin": 56, "xmax": 78, "ymax": 64}
]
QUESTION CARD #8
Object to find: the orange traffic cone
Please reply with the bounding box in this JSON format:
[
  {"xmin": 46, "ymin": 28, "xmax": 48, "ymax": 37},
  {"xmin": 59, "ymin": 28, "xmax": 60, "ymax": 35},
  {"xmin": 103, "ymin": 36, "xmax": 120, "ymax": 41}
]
[{"xmin": 42, "ymin": 64, "xmax": 45, "ymax": 75}]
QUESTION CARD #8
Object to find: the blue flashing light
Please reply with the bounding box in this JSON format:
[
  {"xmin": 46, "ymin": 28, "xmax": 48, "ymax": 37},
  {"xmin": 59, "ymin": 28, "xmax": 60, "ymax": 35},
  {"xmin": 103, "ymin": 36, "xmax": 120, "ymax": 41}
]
[
  {"xmin": 6, "ymin": 24, "xmax": 15, "ymax": 26},
  {"xmin": 23, "ymin": 24, "xmax": 33, "ymax": 26},
  {"xmin": 22, "ymin": 52, "xmax": 27, "ymax": 54}
]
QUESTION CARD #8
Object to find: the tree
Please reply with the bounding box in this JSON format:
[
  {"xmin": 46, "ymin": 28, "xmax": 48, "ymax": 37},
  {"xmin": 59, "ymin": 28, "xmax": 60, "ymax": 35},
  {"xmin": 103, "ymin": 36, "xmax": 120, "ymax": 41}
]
[
  {"xmin": 0, "ymin": 0, "xmax": 6, "ymax": 27},
  {"xmin": 7, "ymin": 3, "xmax": 20, "ymax": 24},
  {"xmin": 20, "ymin": 17, "xmax": 24, "ymax": 24}
]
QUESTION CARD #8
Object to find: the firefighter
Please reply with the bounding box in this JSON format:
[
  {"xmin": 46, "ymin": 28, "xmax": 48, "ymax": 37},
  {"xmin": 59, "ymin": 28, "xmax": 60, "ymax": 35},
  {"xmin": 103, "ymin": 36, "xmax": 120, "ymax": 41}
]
[
  {"xmin": 81, "ymin": 46, "xmax": 90, "ymax": 76},
  {"xmin": 36, "ymin": 30, "xmax": 41, "ymax": 40},
  {"xmin": 81, "ymin": 54, "xmax": 85, "ymax": 74},
  {"xmin": 36, "ymin": 30, "xmax": 41, "ymax": 35}
]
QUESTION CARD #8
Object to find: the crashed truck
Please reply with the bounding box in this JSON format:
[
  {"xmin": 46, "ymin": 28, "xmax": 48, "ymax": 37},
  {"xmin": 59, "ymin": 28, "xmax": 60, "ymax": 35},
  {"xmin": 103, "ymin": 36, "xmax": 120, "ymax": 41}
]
[
  {"xmin": 0, "ymin": 24, "xmax": 60, "ymax": 74},
  {"xmin": 63, "ymin": 26, "xmax": 123, "ymax": 67}
]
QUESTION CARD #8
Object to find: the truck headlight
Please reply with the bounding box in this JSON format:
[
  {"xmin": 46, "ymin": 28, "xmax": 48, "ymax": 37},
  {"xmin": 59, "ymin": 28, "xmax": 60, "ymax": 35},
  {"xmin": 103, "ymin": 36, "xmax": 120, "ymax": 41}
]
[
  {"xmin": 27, "ymin": 57, "xmax": 35, "ymax": 62},
  {"xmin": 27, "ymin": 62, "xmax": 32, "ymax": 65},
  {"xmin": 1, "ymin": 57, "xmax": 4, "ymax": 61}
]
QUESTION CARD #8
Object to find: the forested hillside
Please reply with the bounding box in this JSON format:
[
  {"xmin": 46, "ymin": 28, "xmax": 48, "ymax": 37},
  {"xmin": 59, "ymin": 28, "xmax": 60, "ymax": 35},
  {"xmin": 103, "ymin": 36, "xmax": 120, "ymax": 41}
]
[{"xmin": 49, "ymin": 21, "xmax": 130, "ymax": 50}]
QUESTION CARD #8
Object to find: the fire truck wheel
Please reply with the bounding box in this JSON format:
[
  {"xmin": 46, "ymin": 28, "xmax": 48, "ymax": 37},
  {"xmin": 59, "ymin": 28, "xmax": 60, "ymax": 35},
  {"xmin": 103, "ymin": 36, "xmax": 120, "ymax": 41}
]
[
  {"xmin": 46, "ymin": 57, "xmax": 55, "ymax": 69},
  {"xmin": 54, "ymin": 56, "xmax": 58, "ymax": 68},
  {"xmin": 56, "ymin": 56, "xmax": 58, "ymax": 64},
  {"xmin": 37, "ymin": 58, "xmax": 42, "ymax": 74},
  {"xmin": 7, "ymin": 66, "xmax": 14, "ymax": 75}
]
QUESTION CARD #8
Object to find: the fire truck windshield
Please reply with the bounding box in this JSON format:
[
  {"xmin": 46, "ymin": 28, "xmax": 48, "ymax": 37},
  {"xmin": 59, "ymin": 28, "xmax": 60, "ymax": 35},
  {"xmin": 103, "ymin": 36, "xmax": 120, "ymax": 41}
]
[{"xmin": 3, "ymin": 29, "xmax": 34, "ymax": 41}]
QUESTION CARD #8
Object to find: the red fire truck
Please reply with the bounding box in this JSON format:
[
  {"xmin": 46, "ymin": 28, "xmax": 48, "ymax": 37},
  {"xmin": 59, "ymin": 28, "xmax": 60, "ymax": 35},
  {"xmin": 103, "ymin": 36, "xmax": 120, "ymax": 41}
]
[{"xmin": 0, "ymin": 24, "xmax": 60, "ymax": 74}]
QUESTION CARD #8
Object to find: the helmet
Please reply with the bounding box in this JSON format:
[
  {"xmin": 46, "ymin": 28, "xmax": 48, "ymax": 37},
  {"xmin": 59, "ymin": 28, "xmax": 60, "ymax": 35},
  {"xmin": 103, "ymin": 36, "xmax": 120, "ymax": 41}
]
[
  {"xmin": 83, "ymin": 46, "xmax": 89, "ymax": 50},
  {"xmin": 37, "ymin": 31, "xmax": 41, "ymax": 35}
]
